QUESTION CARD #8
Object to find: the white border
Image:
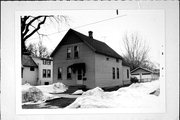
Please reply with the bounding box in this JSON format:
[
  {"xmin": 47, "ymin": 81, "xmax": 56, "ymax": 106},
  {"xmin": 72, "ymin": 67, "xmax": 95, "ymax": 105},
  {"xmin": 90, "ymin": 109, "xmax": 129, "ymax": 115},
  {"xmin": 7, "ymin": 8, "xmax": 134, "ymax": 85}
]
[
  {"xmin": 2, "ymin": 1, "xmax": 179, "ymax": 120},
  {"xmin": 15, "ymin": 10, "xmax": 165, "ymax": 114}
]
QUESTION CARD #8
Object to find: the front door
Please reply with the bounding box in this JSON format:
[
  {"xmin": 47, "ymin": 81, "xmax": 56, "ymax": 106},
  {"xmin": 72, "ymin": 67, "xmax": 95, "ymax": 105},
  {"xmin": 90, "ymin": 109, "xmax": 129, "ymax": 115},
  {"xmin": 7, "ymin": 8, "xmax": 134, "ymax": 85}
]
[{"xmin": 76, "ymin": 69, "xmax": 83, "ymax": 85}]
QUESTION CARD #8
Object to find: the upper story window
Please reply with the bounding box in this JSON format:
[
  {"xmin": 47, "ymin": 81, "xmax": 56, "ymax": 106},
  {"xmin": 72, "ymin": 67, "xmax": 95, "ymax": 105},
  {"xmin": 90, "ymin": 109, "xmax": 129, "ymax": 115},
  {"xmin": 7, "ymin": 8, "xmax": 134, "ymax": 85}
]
[
  {"xmin": 74, "ymin": 46, "xmax": 79, "ymax": 58},
  {"xmin": 58, "ymin": 67, "xmax": 62, "ymax": 79},
  {"xmin": 112, "ymin": 67, "xmax": 115, "ymax": 79},
  {"xmin": 116, "ymin": 59, "xmax": 119, "ymax": 63},
  {"xmin": 106, "ymin": 57, "xmax": 109, "ymax": 61},
  {"xmin": 30, "ymin": 67, "xmax": 35, "ymax": 71},
  {"xmin": 43, "ymin": 60, "xmax": 51, "ymax": 65},
  {"xmin": 67, "ymin": 47, "xmax": 71, "ymax": 59}
]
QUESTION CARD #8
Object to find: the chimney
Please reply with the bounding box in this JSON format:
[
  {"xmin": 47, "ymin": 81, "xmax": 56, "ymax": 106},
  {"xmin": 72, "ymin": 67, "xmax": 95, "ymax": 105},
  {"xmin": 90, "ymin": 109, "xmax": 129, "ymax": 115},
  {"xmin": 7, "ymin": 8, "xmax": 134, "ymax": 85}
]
[{"xmin": 88, "ymin": 31, "xmax": 93, "ymax": 38}]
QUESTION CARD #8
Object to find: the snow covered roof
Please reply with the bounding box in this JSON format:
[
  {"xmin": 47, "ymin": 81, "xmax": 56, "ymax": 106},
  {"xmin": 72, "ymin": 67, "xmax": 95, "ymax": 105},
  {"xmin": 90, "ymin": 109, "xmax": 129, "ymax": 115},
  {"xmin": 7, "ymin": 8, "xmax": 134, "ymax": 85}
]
[
  {"xmin": 131, "ymin": 67, "xmax": 153, "ymax": 73},
  {"xmin": 22, "ymin": 55, "xmax": 38, "ymax": 67}
]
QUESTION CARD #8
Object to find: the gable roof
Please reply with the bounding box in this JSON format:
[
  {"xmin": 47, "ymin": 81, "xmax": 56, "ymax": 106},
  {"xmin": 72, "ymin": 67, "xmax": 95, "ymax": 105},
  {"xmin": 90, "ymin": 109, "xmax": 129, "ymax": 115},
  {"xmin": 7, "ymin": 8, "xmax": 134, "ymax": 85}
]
[
  {"xmin": 131, "ymin": 67, "xmax": 153, "ymax": 73},
  {"xmin": 22, "ymin": 55, "xmax": 38, "ymax": 67},
  {"xmin": 50, "ymin": 29, "xmax": 123, "ymax": 59}
]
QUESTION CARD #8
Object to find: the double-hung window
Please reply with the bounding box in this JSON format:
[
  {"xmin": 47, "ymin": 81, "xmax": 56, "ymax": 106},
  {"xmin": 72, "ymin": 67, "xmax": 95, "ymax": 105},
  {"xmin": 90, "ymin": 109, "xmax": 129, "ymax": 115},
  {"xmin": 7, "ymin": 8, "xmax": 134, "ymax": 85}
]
[
  {"xmin": 112, "ymin": 67, "xmax": 115, "ymax": 79},
  {"xmin": 74, "ymin": 46, "xmax": 79, "ymax": 58},
  {"xmin": 117, "ymin": 68, "xmax": 119, "ymax": 79},
  {"xmin": 67, "ymin": 47, "xmax": 71, "ymax": 59}
]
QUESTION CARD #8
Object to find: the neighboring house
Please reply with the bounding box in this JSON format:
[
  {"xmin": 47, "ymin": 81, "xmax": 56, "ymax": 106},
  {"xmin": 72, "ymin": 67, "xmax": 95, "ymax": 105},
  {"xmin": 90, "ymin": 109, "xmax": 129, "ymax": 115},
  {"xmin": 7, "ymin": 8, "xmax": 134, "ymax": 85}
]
[
  {"xmin": 22, "ymin": 55, "xmax": 38, "ymax": 85},
  {"xmin": 32, "ymin": 56, "xmax": 53, "ymax": 85},
  {"xmin": 131, "ymin": 67, "xmax": 160, "ymax": 82},
  {"xmin": 50, "ymin": 29, "xmax": 131, "ymax": 89}
]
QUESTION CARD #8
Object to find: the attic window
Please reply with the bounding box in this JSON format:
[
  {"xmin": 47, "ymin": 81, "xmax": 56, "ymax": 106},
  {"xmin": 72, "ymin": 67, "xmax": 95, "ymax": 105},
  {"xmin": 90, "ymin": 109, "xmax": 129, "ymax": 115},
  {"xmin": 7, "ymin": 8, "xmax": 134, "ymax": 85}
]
[
  {"xmin": 30, "ymin": 67, "xmax": 35, "ymax": 71},
  {"xmin": 67, "ymin": 47, "xmax": 71, "ymax": 59},
  {"xmin": 116, "ymin": 59, "xmax": 119, "ymax": 62},
  {"xmin": 74, "ymin": 46, "xmax": 79, "ymax": 58},
  {"xmin": 106, "ymin": 57, "xmax": 109, "ymax": 61}
]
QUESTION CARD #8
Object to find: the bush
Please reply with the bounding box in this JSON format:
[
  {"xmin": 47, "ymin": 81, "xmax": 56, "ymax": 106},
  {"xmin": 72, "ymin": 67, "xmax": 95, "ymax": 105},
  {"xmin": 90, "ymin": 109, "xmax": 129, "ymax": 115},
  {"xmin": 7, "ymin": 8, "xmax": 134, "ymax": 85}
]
[
  {"xmin": 22, "ymin": 87, "xmax": 44, "ymax": 103},
  {"xmin": 131, "ymin": 77, "xmax": 139, "ymax": 83}
]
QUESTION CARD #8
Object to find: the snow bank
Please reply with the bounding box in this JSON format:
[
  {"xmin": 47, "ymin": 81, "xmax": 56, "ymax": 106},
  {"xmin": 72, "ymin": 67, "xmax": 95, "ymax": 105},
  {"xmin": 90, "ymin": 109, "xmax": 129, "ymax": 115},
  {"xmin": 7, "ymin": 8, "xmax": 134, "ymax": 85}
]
[
  {"xmin": 37, "ymin": 82, "xmax": 68, "ymax": 94},
  {"xmin": 22, "ymin": 82, "xmax": 68, "ymax": 103},
  {"xmin": 66, "ymin": 80, "xmax": 160, "ymax": 108},
  {"xmin": 72, "ymin": 90, "xmax": 84, "ymax": 95}
]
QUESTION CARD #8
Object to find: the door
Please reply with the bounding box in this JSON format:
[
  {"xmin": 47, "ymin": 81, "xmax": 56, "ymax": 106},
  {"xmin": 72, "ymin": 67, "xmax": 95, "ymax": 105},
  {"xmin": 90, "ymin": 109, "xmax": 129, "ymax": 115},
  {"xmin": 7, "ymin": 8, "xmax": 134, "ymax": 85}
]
[{"xmin": 76, "ymin": 69, "xmax": 83, "ymax": 85}]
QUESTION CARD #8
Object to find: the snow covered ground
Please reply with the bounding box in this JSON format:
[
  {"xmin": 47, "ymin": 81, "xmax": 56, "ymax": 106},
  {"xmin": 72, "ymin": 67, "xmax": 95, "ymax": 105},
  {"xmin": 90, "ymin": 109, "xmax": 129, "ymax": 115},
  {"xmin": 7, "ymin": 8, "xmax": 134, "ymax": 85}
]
[
  {"xmin": 66, "ymin": 80, "xmax": 160, "ymax": 108},
  {"xmin": 22, "ymin": 82, "xmax": 68, "ymax": 104}
]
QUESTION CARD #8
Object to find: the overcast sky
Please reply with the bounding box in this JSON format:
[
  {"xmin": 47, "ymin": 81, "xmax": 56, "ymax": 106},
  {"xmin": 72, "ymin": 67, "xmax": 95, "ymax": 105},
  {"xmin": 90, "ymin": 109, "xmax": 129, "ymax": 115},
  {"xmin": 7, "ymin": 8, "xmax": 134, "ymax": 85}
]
[{"xmin": 26, "ymin": 10, "xmax": 164, "ymax": 66}]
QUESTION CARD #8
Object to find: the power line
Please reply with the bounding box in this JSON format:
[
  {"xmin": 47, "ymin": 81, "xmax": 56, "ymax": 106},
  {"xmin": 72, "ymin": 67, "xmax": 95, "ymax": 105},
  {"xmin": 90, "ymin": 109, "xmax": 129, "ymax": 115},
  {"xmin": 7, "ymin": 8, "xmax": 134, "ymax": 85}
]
[
  {"xmin": 46, "ymin": 14, "xmax": 127, "ymax": 36},
  {"xmin": 28, "ymin": 14, "xmax": 127, "ymax": 40}
]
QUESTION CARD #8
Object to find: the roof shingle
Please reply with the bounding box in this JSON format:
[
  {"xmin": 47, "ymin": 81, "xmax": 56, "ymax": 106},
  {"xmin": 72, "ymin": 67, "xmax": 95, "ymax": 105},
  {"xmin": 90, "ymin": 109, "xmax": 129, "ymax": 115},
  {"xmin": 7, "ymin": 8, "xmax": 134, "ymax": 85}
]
[
  {"xmin": 51, "ymin": 29, "xmax": 123, "ymax": 59},
  {"xmin": 22, "ymin": 55, "xmax": 38, "ymax": 67}
]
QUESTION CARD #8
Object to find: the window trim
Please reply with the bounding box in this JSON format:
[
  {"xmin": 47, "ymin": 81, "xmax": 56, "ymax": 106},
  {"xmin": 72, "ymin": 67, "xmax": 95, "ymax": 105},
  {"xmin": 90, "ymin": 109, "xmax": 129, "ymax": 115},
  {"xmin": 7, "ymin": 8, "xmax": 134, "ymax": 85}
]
[
  {"xmin": 58, "ymin": 67, "xmax": 62, "ymax": 80},
  {"xmin": 43, "ymin": 69, "xmax": 46, "ymax": 78},
  {"xmin": 112, "ymin": 67, "xmax": 115, "ymax": 79},
  {"xmin": 67, "ymin": 47, "xmax": 72, "ymax": 59},
  {"xmin": 117, "ymin": 68, "xmax": 119, "ymax": 79},
  {"xmin": 74, "ymin": 46, "xmax": 79, "ymax": 58}
]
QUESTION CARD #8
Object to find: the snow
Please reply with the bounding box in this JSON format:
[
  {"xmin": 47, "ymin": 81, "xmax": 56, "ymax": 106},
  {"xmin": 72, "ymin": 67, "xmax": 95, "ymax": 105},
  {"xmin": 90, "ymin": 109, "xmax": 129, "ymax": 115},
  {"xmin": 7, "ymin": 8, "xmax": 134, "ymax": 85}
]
[
  {"xmin": 22, "ymin": 82, "xmax": 68, "ymax": 104},
  {"xmin": 66, "ymin": 80, "xmax": 160, "ymax": 108},
  {"xmin": 72, "ymin": 90, "xmax": 84, "ymax": 95}
]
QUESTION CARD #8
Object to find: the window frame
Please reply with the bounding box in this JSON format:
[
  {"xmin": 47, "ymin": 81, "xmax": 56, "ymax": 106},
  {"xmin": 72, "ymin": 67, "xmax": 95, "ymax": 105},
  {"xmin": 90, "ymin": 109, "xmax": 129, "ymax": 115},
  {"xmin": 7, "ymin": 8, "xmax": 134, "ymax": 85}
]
[
  {"xmin": 43, "ymin": 69, "xmax": 46, "ymax": 78},
  {"xmin": 47, "ymin": 69, "xmax": 51, "ymax": 78},
  {"xmin": 58, "ymin": 67, "xmax": 62, "ymax": 79},
  {"xmin": 117, "ymin": 68, "xmax": 119, "ymax": 79},
  {"xmin": 74, "ymin": 46, "xmax": 79, "ymax": 58},
  {"xmin": 67, "ymin": 47, "xmax": 72, "ymax": 59},
  {"xmin": 112, "ymin": 67, "xmax": 115, "ymax": 79},
  {"xmin": 30, "ymin": 67, "xmax": 35, "ymax": 71}
]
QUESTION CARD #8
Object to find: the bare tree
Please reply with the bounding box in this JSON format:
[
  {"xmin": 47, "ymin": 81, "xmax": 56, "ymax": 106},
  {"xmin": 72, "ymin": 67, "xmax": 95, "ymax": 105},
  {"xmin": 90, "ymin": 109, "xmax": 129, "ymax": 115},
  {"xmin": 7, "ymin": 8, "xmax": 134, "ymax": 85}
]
[
  {"xmin": 122, "ymin": 33, "xmax": 150, "ymax": 70},
  {"xmin": 27, "ymin": 41, "xmax": 50, "ymax": 58},
  {"xmin": 21, "ymin": 15, "xmax": 69, "ymax": 54}
]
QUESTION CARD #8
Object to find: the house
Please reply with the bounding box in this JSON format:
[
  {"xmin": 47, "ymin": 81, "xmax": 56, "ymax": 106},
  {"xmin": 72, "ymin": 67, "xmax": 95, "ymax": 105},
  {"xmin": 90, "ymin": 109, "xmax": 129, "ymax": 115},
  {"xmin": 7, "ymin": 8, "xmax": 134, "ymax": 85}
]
[
  {"xmin": 50, "ymin": 29, "xmax": 131, "ymax": 89},
  {"xmin": 32, "ymin": 56, "xmax": 53, "ymax": 85},
  {"xmin": 22, "ymin": 54, "xmax": 38, "ymax": 85},
  {"xmin": 131, "ymin": 67, "xmax": 160, "ymax": 82}
]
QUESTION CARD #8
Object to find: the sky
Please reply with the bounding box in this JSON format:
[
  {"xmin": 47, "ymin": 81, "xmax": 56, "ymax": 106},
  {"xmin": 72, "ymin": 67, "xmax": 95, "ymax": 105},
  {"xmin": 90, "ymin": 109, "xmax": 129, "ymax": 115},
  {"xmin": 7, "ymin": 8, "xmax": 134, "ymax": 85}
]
[{"xmin": 26, "ymin": 10, "xmax": 164, "ymax": 66}]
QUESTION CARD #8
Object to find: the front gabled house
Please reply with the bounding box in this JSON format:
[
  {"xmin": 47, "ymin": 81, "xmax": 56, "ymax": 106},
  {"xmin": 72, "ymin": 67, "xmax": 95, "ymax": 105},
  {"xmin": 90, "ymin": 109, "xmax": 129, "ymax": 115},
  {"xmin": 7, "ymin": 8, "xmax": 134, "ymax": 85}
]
[{"xmin": 50, "ymin": 29, "xmax": 131, "ymax": 89}]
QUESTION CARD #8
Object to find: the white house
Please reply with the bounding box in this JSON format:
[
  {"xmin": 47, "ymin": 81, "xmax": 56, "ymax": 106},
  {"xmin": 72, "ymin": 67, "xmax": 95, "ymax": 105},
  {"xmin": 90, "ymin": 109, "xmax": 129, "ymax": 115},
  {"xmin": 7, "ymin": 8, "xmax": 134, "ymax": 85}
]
[
  {"xmin": 32, "ymin": 56, "xmax": 53, "ymax": 85},
  {"xmin": 22, "ymin": 55, "xmax": 38, "ymax": 85},
  {"xmin": 50, "ymin": 29, "xmax": 131, "ymax": 89},
  {"xmin": 131, "ymin": 67, "xmax": 160, "ymax": 82}
]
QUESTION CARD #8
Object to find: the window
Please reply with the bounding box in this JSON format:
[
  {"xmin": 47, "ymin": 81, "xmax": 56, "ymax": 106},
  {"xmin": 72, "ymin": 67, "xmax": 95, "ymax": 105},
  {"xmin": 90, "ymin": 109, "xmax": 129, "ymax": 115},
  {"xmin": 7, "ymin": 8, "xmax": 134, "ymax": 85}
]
[
  {"xmin": 43, "ymin": 60, "xmax": 46, "ymax": 65},
  {"xmin": 127, "ymin": 69, "xmax": 129, "ymax": 78},
  {"xmin": 58, "ymin": 67, "xmax": 62, "ymax": 79},
  {"xmin": 47, "ymin": 69, "xmax": 51, "ymax": 78},
  {"xmin": 30, "ymin": 67, "xmax": 34, "ymax": 71},
  {"xmin": 112, "ymin": 67, "xmax": 115, "ymax": 79},
  {"xmin": 67, "ymin": 47, "xmax": 71, "ymax": 59},
  {"xmin": 74, "ymin": 46, "xmax": 79, "ymax": 58},
  {"xmin": 117, "ymin": 68, "xmax": 119, "ymax": 79},
  {"xmin": 106, "ymin": 57, "xmax": 109, "ymax": 61},
  {"xmin": 43, "ymin": 69, "xmax": 46, "ymax": 78},
  {"xmin": 67, "ymin": 67, "xmax": 72, "ymax": 79},
  {"xmin": 21, "ymin": 68, "xmax": 23, "ymax": 78},
  {"xmin": 116, "ymin": 59, "xmax": 119, "ymax": 63}
]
